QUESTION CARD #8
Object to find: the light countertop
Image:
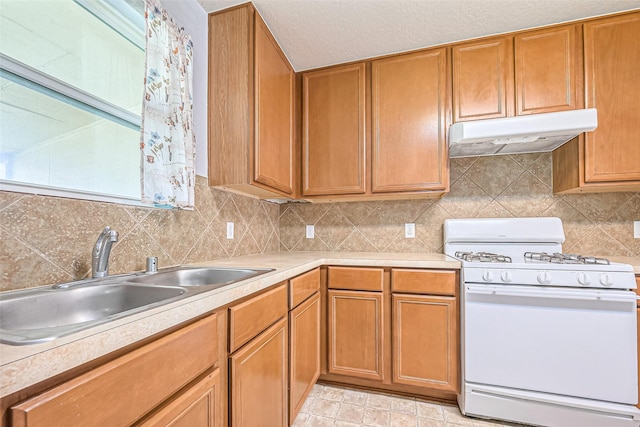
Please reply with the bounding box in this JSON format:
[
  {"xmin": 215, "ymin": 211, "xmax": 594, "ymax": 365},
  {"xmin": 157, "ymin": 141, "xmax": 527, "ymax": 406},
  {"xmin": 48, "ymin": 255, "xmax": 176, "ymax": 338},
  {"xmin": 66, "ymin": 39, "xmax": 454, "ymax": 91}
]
[
  {"xmin": 608, "ymin": 256, "xmax": 640, "ymax": 274},
  {"xmin": 0, "ymin": 252, "xmax": 458, "ymax": 398}
]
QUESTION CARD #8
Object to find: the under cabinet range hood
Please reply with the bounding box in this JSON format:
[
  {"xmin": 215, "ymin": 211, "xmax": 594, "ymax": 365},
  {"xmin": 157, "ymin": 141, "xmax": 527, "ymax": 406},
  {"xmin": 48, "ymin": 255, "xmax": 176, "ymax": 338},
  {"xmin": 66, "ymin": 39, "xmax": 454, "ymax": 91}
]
[{"xmin": 448, "ymin": 108, "xmax": 598, "ymax": 158}]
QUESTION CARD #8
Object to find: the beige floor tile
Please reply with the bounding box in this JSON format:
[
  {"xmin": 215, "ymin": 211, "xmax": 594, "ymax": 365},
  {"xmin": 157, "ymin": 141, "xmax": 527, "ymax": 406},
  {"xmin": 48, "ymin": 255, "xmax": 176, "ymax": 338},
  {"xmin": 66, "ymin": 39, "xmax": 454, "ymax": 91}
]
[
  {"xmin": 390, "ymin": 411, "xmax": 419, "ymax": 426},
  {"xmin": 418, "ymin": 418, "xmax": 446, "ymax": 427},
  {"xmin": 321, "ymin": 385, "xmax": 347, "ymax": 402},
  {"xmin": 307, "ymin": 414, "xmax": 335, "ymax": 427},
  {"xmin": 337, "ymin": 403, "xmax": 365, "ymax": 423},
  {"xmin": 343, "ymin": 389, "xmax": 368, "ymax": 406},
  {"xmin": 442, "ymin": 405, "xmax": 475, "ymax": 426},
  {"xmin": 313, "ymin": 399, "xmax": 341, "ymax": 418},
  {"xmin": 292, "ymin": 412, "xmax": 310, "ymax": 427},
  {"xmin": 335, "ymin": 421, "xmax": 362, "ymax": 427},
  {"xmin": 390, "ymin": 396, "xmax": 417, "ymax": 415},
  {"xmin": 366, "ymin": 392, "xmax": 393, "ymax": 410},
  {"xmin": 416, "ymin": 401, "xmax": 445, "ymax": 420},
  {"xmin": 363, "ymin": 407, "xmax": 391, "ymax": 427},
  {"xmin": 302, "ymin": 395, "xmax": 318, "ymax": 414}
]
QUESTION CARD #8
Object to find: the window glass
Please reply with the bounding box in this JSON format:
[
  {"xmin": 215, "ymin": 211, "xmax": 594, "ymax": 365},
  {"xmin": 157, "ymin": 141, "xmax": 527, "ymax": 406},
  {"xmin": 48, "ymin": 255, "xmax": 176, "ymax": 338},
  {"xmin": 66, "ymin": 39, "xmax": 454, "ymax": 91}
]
[{"xmin": 0, "ymin": 0, "xmax": 145, "ymax": 202}]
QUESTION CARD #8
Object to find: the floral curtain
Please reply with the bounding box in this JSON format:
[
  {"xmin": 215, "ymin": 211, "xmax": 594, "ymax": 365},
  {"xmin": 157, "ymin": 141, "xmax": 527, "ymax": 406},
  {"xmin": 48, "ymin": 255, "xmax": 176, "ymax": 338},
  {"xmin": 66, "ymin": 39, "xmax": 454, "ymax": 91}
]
[{"xmin": 140, "ymin": 0, "xmax": 195, "ymax": 210}]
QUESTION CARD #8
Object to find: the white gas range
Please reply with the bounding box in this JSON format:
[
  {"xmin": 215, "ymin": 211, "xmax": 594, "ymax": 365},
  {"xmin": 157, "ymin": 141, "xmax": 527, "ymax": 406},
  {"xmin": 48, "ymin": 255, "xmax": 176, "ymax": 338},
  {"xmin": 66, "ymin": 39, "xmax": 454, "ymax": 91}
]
[{"xmin": 444, "ymin": 217, "xmax": 640, "ymax": 427}]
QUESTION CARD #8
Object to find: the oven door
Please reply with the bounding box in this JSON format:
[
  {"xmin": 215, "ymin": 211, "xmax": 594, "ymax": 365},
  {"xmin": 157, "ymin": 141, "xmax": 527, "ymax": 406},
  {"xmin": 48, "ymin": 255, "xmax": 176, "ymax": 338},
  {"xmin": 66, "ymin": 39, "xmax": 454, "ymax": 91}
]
[{"xmin": 464, "ymin": 284, "xmax": 638, "ymax": 404}]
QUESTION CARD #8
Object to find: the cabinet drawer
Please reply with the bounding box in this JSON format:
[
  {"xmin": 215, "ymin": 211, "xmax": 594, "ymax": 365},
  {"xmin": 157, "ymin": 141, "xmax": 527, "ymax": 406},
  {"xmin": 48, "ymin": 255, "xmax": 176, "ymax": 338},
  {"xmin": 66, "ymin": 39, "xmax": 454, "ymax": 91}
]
[
  {"xmin": 11, "ymin": 315, "xmax": 218, "ymax": 427},
  {"xmin": 392, "ymin": 269, "xmax": 457, "ymax": 296},
  {"xmin": 289, "ymin": 268, "xmax": 321, "ymax": 309},
  {"xmin": 328, "ymin": 266, "xmax": 384, "ymax": 291},
  {"xmin": 229, "ymin": 283, "xmax": 287, "ymax": 353}
]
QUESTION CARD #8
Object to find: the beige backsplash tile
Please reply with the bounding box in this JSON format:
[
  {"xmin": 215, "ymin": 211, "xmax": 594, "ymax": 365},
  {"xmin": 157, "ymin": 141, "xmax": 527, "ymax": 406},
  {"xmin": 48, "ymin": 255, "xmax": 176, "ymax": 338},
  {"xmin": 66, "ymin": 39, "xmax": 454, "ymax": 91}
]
[
  {"xmin": 0, "ymin": 176, "xmax": 280, "ymax": 292},
  {"xmin": 280, "ymin": 154, "xmax": 640, "ymax": 259},
  {"xmin": 2, "ymin": 156, "xmax": 639, "ymax": 292}
]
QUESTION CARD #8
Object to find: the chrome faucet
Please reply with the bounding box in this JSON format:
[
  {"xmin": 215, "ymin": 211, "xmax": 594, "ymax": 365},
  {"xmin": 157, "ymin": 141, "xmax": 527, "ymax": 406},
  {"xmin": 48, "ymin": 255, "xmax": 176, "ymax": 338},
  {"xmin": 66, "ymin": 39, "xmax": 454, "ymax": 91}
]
[{"xmin": 92, "ymin": 226, "xmax": 119, "ymax": 278}]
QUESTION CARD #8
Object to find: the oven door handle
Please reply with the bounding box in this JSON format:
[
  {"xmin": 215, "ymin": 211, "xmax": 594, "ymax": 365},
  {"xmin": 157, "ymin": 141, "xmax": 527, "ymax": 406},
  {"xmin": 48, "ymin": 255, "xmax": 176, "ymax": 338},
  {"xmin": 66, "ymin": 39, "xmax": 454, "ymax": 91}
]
[{"xmin": 466, "ymin": 285, "xmax": 638, "ymax": 303}]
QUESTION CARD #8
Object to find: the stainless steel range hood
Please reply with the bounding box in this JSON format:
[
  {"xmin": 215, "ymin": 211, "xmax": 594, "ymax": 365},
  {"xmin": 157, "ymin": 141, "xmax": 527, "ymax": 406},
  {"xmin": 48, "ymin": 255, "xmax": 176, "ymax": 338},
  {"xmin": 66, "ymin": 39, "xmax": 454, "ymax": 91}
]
[{"xmin": 448, "ymin": 108, "xmax": 597, "ymax": 158}]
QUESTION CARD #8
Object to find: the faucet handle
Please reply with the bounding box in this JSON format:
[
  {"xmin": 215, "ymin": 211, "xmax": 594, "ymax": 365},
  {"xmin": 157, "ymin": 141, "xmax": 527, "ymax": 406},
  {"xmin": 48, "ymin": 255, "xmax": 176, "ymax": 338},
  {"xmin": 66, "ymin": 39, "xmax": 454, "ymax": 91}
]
[{"xmin": 109, "ymin": 229, "xmax": 119, "ymax": 242}]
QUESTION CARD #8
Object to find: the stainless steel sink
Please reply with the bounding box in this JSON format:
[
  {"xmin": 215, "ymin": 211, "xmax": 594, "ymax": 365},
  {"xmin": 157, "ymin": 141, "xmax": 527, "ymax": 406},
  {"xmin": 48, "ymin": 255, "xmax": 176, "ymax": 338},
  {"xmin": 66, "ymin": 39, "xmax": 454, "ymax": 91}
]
[
  {"xmin": 0, "ymin": 283, "xmax": 186, "ymax": 345},
  {"xmin": 129, "ymin": 267, "xmax": 274, "ymax": 288},
  {"xmin": 0, "ymin": 266, "xmax": 274, "ymax": 346}
]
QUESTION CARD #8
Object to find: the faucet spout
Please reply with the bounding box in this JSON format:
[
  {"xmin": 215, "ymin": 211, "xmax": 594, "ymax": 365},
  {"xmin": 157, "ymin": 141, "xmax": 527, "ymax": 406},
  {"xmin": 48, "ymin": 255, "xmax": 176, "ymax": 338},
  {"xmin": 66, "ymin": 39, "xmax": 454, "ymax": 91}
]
[{"xmin": 92, "ymin": 226, "xmax": 119, "ymax": 278}]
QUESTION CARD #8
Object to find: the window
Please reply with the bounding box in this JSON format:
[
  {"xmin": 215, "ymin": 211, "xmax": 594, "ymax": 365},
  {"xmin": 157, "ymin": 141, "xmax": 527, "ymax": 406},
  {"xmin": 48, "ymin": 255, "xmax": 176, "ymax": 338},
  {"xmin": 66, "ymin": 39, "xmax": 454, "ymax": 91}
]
[{"xmin": 0, "ymin": 0, "xmax": 145, "ymax": 204}]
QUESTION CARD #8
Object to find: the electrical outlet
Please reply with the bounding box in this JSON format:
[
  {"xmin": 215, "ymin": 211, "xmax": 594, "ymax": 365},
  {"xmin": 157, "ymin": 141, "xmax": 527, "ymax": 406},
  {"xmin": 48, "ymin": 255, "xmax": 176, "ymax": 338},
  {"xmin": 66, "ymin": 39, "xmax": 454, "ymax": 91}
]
[
  {"xmin": 226, "ymin": 222, "xmax": 234, "ymax": 239},
  {"xmin": 405, "ymin": 223, "xmax": 416, "ymax": 239},
  {"xmin": 306, "ymin": 225, "xmax": 315, "ymax": 239},
  {"xmin": 634, "ymin": 221, "xmax": 640, "ymax": 239}
]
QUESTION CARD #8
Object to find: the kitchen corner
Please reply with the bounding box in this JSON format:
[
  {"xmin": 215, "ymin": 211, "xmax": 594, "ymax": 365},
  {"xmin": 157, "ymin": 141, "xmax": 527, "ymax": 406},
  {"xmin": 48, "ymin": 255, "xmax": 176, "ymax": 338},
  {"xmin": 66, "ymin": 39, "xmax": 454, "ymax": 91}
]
[{"xmin": 0, "ymin": 252, "xmax": 458, "ymax": 399}]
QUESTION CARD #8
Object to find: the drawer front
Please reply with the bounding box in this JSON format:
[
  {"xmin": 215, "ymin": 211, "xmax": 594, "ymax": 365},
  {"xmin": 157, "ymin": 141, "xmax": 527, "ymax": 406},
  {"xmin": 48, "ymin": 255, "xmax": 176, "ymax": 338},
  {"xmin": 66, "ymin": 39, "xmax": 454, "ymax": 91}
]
[
  {"xmin": 229, "ymin": 283, "xmax": 288, "ymax": 353},
  {"xmin": 328, "ymin": 266, "xmax": 384, "ymax": 292},
  {"xmin": 392, "ymin": 269, "xmax": 457, "ymax": 296},
  {"xmin": 289, "ymin": 268, "xmax": 321, "ymax": 309},
  {"xmin": 11, "ymin": 314, "xmax": 218, "ymax": 427}
]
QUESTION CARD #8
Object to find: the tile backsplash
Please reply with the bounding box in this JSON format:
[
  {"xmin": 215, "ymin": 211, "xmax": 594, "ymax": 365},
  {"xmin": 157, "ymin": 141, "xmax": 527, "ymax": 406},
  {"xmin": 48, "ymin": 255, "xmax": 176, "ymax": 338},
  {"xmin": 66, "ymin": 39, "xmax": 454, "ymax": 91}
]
[
  {"xmin": 0, "ymin": 176, "xmax": 280, "ymax": 292},
  {"xmin": 2, "ymin": 154, "xmax": 639, "ymax": 292},
  {"xmin": 279, "ymin": 154, "xmax": 640, "ymax": 257}
]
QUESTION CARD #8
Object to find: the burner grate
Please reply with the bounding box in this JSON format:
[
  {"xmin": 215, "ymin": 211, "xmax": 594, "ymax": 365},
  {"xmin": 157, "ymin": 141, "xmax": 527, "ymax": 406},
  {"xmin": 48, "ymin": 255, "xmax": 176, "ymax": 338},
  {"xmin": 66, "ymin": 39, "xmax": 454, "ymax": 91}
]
[
  {"xmin": 524, "ymin": 252, "xmax": 610, "ymax": 265},
  {"xmin": 455, "ymin": 251, "xmax": 512, "ymax": 263}
]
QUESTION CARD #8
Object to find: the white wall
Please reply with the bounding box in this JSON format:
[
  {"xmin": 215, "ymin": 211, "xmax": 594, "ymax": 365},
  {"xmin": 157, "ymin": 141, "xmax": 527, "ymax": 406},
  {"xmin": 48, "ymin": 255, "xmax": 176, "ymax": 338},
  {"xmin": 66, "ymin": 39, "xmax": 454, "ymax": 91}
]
[{"xmin": 162, "ymin": 0, "xmax": 209, "ymax": 177}]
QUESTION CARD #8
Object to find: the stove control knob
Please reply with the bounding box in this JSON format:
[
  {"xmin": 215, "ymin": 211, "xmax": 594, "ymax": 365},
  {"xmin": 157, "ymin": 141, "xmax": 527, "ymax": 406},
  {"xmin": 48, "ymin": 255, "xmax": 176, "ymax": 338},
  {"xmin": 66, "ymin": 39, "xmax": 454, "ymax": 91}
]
[
  {"xmin": 482, "ymin": 271, "xmax": 494, "ymax": 282},
  {"xmin": 500, "ymin": 271, "xmax": 512, "ymax": 282},
  {"xmin": 577, "ymin": 272, "xmax": 591, "ymax": 286},
  {"xmin": 537, "ymin": 272, "xmax": 551, "ymax": 285},
  {"xmin": 599, "ymin": 274, "xmax": 613, "ymax": 287}
]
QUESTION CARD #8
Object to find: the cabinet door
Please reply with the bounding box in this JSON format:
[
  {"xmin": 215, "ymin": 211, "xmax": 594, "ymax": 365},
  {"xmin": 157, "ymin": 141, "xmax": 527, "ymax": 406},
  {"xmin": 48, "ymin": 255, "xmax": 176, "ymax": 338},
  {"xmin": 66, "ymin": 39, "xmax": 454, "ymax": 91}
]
[
  {"xmin": 230, "ymin": 317, "xmax": 288, "ymax": 427},
  {"xmin": 371, "ymin": 49, "xmax": 449, "ymax": 193},
  {"xmin": 452, "ymin": 36, "xmax": 514, "ymax": 122},
  {"xmin": 254, "ymin": 15, "xmax": 295, "ymax": 195},
  {"xmin": 328, "ymin": 289, "xmax": 384, "ymax": 381},
  {"xmin": 392, "ymin": 294, "xmax": 458, "ymax": 393},
  {"xmin": 302, "ymin": 63, "xmax": 367, "ymax": 195},
  {"xmin": 637, "ymin": 305, "xmax": 639, "ymax": 410},
  {"xmin": 289, "ymin": 293, "xmax": 321, "ymax": 422},
  {"xmin": 583, "ymin": 13, "xmax": 640, "ymax": 183},
  {"xmin": 137, "ymin": 370, "xmax": 221, "ymax": 427},
  {"xmin": 515, "ymin": 24, "xmax": 581, "ymax": 115}
]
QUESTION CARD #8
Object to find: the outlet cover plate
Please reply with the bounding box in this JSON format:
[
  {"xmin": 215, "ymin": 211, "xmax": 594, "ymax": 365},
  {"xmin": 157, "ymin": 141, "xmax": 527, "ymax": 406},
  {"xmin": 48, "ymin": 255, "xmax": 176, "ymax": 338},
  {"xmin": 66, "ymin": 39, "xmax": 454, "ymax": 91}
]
[
  {"xmin": 405, "ymin": 223, "xmax": 416, "ymax": 239},
  {"xmin": 226, "ymin": 222, "xmax": 234, "ymax": 239},
  {"xmin": 306, "ymin": 225, "xmax": 315, "ymax": 239},
  {"xmin": 634, "ymin": 221, "xmax": 640, "ymax": 239}
]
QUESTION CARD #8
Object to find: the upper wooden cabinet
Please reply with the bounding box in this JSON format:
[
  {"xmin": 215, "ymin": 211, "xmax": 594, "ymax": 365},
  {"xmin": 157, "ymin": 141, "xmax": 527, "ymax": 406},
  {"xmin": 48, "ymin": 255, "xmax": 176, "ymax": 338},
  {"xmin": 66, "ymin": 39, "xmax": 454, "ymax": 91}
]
[
  {"xmin": 302, "ymin": 63, "xmax": 367, "ymax": 196},
  {"xmin": 453, "ymin": 24, "xmax": 581, "ymax": 122},
  {"xmin": 371, "ymin": 49, "xmax": 449, "ymax": 193},
  {"xmin": 553, "ymin": 12, "xmax": 640, "ymax": 193},
  {"xmin": 453, "ymin": 36, "xmax": 514, "ymax": 122},
  {"xmin": 209, "ymin": 4, "xmax": 295, "ymax": 198},
  {"xmin": 514, "ymin": 25, "xmax": 582, "ymax": 115},
  {"xmin": 301, "ymin": 47, "xmax": 450, "ymax": 200}
]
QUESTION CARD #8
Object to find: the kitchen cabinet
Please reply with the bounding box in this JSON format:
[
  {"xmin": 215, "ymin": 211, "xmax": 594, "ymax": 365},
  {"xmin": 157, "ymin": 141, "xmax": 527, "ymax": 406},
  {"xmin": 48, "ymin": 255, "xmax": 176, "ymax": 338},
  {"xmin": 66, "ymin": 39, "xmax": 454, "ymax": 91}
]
[
  {"xmin": 452, "ymin": 24, "xmax": 581, "ymax": 121},
  {"xmin": 228, "ymin": 283, "xmax": 288, "ymax": 427},
  {"xmin": 301, "ymin": 47, "xmax": 449, "ymax": 201},
  {"xmin": 11, "ymin": 315, "xmax": 222, "ymax": 427},
  {"xmin": 327, "ymin": 267, "xmax": 385, "ymax": 381},
  {"xmin": 208, "ymin": 4, "xmax": 296, "ymax": 199},
  {"xmin": 288, "ymin": 269, "xmax": 321, "ymax": 423},
  {"xmin": 391, "ymin": 269, "xmax": 459, "ymax": 393},
  {"xmin": 371, "ymin": 49, "xmax": 449, "ymax": 193},
  {"xmin": 553, "ymin": 12, "xmax": 640, "ymax": 193},
  {"xmin": 320, "ymin": 266, "xmax": 460, "ymax": 401},
  {"xmin": 302, "ymin": 63, "xmax": 367, "ymax": 196}
]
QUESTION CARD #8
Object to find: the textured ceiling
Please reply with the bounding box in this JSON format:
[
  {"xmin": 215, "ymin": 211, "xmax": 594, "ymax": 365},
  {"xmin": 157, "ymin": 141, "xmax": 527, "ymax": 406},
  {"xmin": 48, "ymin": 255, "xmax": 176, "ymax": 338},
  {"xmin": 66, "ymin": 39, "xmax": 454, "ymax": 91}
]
[{"xmin": 197, "ymin": 0, "xmax": 640, "ymax": 71}]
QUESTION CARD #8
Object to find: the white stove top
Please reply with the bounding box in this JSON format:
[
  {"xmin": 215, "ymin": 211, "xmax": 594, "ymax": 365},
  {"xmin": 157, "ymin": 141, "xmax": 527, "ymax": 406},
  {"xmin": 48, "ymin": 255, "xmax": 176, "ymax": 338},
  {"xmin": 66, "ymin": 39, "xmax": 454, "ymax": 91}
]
[{"xmin": 444, "ymin": 217, "xmax": 636, "ymax": 290}]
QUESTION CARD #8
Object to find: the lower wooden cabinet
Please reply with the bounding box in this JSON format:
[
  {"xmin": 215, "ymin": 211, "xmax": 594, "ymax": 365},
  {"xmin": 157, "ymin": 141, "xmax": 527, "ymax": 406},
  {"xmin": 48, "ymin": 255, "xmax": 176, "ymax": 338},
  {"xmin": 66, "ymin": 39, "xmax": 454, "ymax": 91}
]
[
  {"xmin": 10, "ymin": 315, "xmax": 220, "ymax": 427},
  {"xmin": 392, "ymin": 294, "xmax": 458, "ymax": 392},
  {"xmin": 327, "ymin": 289, "xmax": 384, "ymax": 381},
  {"xmin": 230, "ymin": 317, "xmax": 288, "ymax": 427},
  {"xmin": 138, "ymin": 369, "xmax": 221, "ymax": 427},
  {"xmin": 289, "ymin": 292, "xmax": 321, "ymax": 422}
]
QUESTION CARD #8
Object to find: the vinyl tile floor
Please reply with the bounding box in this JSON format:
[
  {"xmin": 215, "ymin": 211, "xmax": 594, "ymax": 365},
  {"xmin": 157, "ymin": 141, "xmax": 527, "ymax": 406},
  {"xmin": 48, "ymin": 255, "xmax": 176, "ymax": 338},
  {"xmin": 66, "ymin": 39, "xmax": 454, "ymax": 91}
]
[{"xmin": 291, "ymin": 384, "xmax": 528, "ymax": 427}]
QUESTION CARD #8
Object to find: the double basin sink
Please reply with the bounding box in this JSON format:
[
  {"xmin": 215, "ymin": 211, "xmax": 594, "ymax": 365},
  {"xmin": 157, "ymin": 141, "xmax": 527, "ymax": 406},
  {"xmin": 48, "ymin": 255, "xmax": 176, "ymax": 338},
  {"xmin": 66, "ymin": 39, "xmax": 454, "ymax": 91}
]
[{"xmin": 0, "ymin": 267, "xmax": 273, "ymax": 346}]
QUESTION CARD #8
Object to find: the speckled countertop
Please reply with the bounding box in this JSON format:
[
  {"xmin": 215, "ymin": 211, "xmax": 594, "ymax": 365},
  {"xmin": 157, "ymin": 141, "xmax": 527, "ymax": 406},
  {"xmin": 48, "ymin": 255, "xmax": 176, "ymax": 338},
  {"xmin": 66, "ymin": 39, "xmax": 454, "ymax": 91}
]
[{"xmin": 0, "ymin": 252, "xmax": 459, "ymax": 398}]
